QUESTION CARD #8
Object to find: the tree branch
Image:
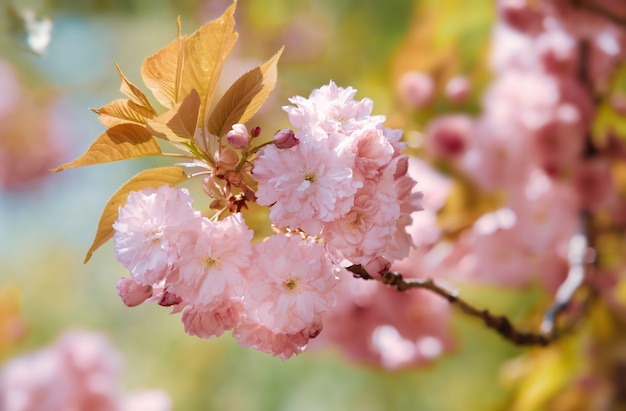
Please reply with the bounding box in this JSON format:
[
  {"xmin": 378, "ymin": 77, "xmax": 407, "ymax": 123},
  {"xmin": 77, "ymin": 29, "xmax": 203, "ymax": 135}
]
[{"xmin": 346, "ymin": 263, "xmax": 591, "ymax": 347}]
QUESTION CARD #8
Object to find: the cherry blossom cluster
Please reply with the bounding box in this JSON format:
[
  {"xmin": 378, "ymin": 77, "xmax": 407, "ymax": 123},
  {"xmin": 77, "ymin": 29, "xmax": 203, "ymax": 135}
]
[
  {"xmin": 0, "ymin": 329, "xmax": 171, "ymax": 411},
  {"xmin": 312, "ymin": 0, "xmax": 626, "ymax": 369},
  {"xmin": 254, "ymin": 81, "xmax": 423, "ymax": 274},
  {"xmin": 423, "ymin": 0, "xmax": 623, "ymax": 289},
  {"xmin": 113, "ymin": 82, "xmax": 422, "ymax": 359}
]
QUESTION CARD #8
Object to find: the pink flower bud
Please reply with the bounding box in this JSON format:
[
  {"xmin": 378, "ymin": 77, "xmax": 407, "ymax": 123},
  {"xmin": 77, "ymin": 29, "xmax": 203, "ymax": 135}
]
[
  {"xmin": 250, "ymin": 126, "xmax": 262, "ymax": 138},
  {"xmin": 445, "ymin": 76, "xmax": 470, "ymax": 104},
  {"xmin": 273, "ymin": 129, "xmax": 299, "ymax": 149},
  {"xmin": 363, "ymin": 257, "xmax": 391, "ymax": 280},
  {"xmin": 397, "ymin": 71, "xmax": 435, "ymax": 108},
  {"xmin": 226, "ymin": 124, "xmax": 250, "ymax": 149},
  {"xmin": 116, "ymin": 277, "xmax": 152, "ymax": 307},
  {"xmin": 217, "ymin": 149, "xmax": 240, "ymax": 172},
  {"xmin": 158, "ymin": 290, "xmax": 182, "ymax": 307},
  {"xmin": 425, "ymin": 115, "xmax": 472, "ymax": 159}
]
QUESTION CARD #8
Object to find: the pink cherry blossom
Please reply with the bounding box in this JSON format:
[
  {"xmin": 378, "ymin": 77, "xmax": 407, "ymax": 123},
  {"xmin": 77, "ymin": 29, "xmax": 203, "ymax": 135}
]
[
  {"xmin": 254, "ymin": 131, "xmax": 361, "ymax": 235},
  {"xmin": 233, "ymin": 322, "xmax": 310, "ymax": 360},
  {"xmin": 323, "ymin": 180, "xmax": 397, "ymax": 263},
  {"xmin": 387, "ymin": 156, "xmax": 424, "ymax": 260},
  {"xmin": 242, "ymin": 234, "xmax": 338, "ymax": 335},
  {"xmin": 349, "ymin": 124, "xmax": 395, "ymax": 180},
  {"xmin": 169, "ymin": 213, "xmax": 253, "ymax": 310},
  {"xmin": 181, "ymin": 300, "xmax": 244, "ymax": 339},
  {"xmin": 113, "ymin": 186, "xmax": 200, "ymax": 286},
  {"xmin": 311, "ymin": 275, "xmax": 454, "ymax": 370},
  {"xmin": 283, "ymin": 81, "xmax": 384, "ymax": 133},
  {"xmin": 425, "ymin": 115, "xmax": 473, "ymax": 160},
  {"xmin": 0, "ymin": 329, "xmax": 171, "ymax": 411}
]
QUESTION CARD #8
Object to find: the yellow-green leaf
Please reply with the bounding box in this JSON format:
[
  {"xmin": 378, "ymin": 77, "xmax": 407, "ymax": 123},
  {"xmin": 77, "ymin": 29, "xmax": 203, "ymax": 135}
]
[
  {"xmin": 208, "ymin": 47, "xmax": 283, "ymax": 137},
  {"xmin": 141, "ymin": 17, "xmax": 185, "ymax": 109},
  {"xmin": 84, "ymin": 166, "xmax": 188, "ymax": 263},
  {"xmin": 51, "ymin": 124, "xmax": 161, "ymax": 172},
  {"xmin": 146, "ymin": 89, "xmax": 201, "ymax": 142},
  {"xmin": 181, "ymin": 2, "xmax": 238, "ymax": 121},
  {"xmin": 115, "ymin": 63, "xmax": 156, "ymax": 113},
  {"xmin": 91, "ymin": 99, "xmax": 156, "ymax": 128}
]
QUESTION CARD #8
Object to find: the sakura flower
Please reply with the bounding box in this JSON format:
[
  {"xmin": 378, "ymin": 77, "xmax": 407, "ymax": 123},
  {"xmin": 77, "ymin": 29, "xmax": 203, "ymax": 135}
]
[
  {"xmin": 283, "ymin": 81, "xmax": 384, "ymax": 133},
  {"xmin": 181, "ymin": 300, "xmax": 244, "ymax": 339},
  {"xmin": 116, "ymin": 277, "xmax": 152, "ymax": 307},
  {"xmin": 113, "ymin": 186, "xmax": 200, "ymax": 286},
  {"xmin": 242, "ymin": 234, "xmax": 338, "ymax": 335},
  {"xmin": 233, "ymin": 322, "xmax": 310, "ymax": 360},
  {"xmin": 387, "ymin": 156, "xmax": 424, "ymax": 261},
  {"xmin": 0, "ymin": 329, "xmax": 171, "ymax": 411},
  {"xmin": 254, "ymin": 131, "xmax": 361, "ymax": 234},
  {"xmin": 349, "ymin": 124, "xmax": 395, "ymax": 180},
  {"xmin": 310, "ymin": 275, "xmax": 454, "ymax": 370},
  {"xmin": 425, "ymin": 115, "xmax": 473, "ymax": 160},
  {"xmin": 324, "ymin": 179, "xmax": 401, "ymax": 265},
  {"xmin": 169, "ymin": 213, "xmax": 253, "ymax": 310}
]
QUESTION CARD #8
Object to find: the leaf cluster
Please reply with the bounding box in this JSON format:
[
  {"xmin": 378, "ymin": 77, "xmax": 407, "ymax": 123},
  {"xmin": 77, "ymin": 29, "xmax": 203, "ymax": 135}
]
[{"xmin": 52, "ymin": 1, "xmax": 283, "ymax": 262}]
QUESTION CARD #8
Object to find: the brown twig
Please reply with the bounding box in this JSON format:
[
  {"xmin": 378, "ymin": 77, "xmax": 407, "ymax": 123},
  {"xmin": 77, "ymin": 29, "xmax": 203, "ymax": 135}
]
[{"xmin": 346, "ymin": 264, "xmax": 592, "ymax": 347}]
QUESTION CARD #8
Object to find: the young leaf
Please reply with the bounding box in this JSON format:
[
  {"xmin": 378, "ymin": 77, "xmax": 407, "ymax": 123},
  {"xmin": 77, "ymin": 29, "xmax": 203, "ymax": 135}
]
[
  {"xmin": 141, "ymin": 17, "xmax": 185, "ymax": 109},
  {"xmin": 145, "ymin": 89, "xmax": 201, "ymax": 142},
  {"xmin": 92, "ymin": 99, "xmax": 156, "ymax": 128},
  {"xmin": 51, "ymin": 124, "xmax": 161, "ymax": 172},
  {"xmin": 208, "ymin": 47, "xmax": 284, "ymax": 137},
  {"xmin": 181, "ymin": 1, "xmax": 238, "ymax": 121},
  {"xmin": 115, "ymin": 63, "xmax": 156, "ymax": 114},
  {"xmin": 84, "ymin": 166, "xmax": 188, "ymax": 263}
]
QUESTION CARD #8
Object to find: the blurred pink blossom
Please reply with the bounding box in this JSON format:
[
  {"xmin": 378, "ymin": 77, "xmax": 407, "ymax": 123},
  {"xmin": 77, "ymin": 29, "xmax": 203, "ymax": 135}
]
[
  {"xmin": 0, "ymin": 329, "xmax": 171, "ymax": 411},
  {"xmin": 396, "ymin": 71, "xmax": 435, "ymax": 108}
]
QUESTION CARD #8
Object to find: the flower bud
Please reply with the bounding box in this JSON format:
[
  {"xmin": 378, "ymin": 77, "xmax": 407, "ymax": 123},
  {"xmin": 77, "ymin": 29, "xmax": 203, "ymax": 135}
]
[
  {"xmin": 273, "ymin": 128, "xmax": 299, "ymax": 149},
  {"xmin": 217, "ymin": 148, "xmax": 240, "ymax": 172},
  {"xmin": 226, "ymin": 123, "xmax": 250, "ymax": 149},
  {"xmin": 116, "ymin": 277, "xmax": 152, "ymax": 307},
  {"xmin": 250, "ymin": 126, "xmax": 262, "ymax": 138},
  {"xmin": 425, "ymin": 115, "xmax": 472, "ymax": 159},
  {"xmin": 363, "ymin": 257, "xmax": 391, "ymax": 280},
  {"xmin": 158, "ymin": 290, "xmax": 182, "ymax": 307},
  {"xmin": 445, "ymin": 76, "xmax": 470, "ymax": 104},
  {"xmin": 397, "ymin": 71, "xmax": 435, "ymax": 108}
]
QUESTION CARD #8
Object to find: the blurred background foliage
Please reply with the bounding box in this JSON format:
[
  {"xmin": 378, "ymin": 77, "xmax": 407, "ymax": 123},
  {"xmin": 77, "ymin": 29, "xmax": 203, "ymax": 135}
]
[{"xmin": 0, "ymin": 0, "xmax": 595, "ymax": 410}]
